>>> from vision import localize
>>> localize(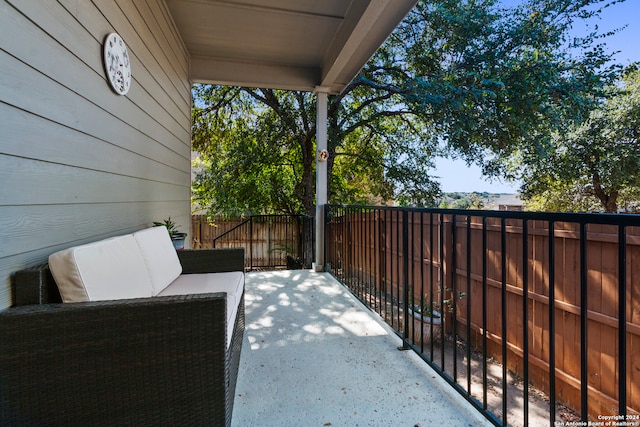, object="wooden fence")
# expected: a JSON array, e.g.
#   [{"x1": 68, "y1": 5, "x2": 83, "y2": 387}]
[
  {"x1": 191, "y1": 215, "x2": 314, "y2": 270},
  {"x1": 453, "y1": 218, "x2": 640, "y2": 419},
  {"x1": 326, "y1": 208, "x2": 640, "y2": 420}
]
